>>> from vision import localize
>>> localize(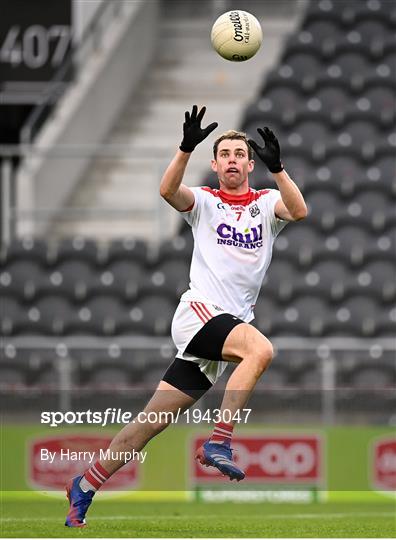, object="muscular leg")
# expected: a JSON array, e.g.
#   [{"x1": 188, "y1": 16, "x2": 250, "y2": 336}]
[
  {"x1": 65, "y1": 380, "x2": 196, "y2": 527},
  {"x1": 194, "y1": 323, "x2": 272, "y2": 480},
  {"x1": 219, "y1": 323, "x2": 273, "y2": 423},
  {"x1": 99, "y1": 381, "x2": 196, "y2": 474}
]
